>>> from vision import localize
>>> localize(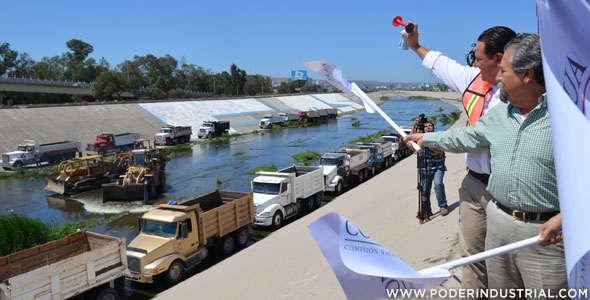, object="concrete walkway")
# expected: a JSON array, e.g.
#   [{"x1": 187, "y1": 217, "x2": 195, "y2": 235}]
[{"x1": 157, "y1": 99, "x2": 467, "y2": 299}]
